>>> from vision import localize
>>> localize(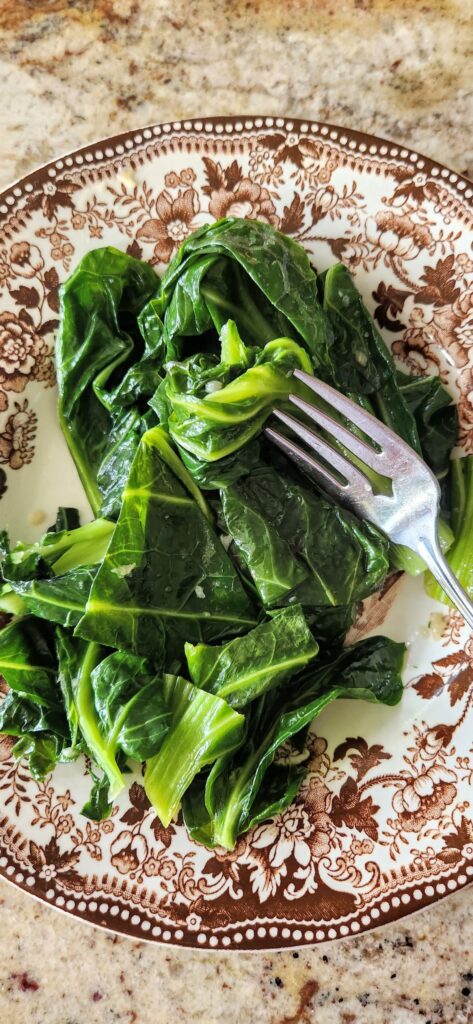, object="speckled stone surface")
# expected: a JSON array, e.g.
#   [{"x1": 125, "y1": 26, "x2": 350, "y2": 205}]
[
  {"x1": 1, "y1": 884, "x2": 473, "y2": 1023},
  {"x1": 0, "y1": 1, "x2": 472, "y2": 1021},
  {"x1": 0, "y1": 0, "x2": 472, "y2": 190}
]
